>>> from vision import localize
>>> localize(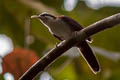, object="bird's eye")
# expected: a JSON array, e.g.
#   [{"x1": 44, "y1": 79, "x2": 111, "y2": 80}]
[
  {"x1": 40, "y1": 14, "x2": 46, "y2": 17},
  {"x1": 46, "y1": 16, "x2": 55, "y2": 20},
  {"x1": 40, "y1": 13, "x2": 56, "y2": 20}
]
